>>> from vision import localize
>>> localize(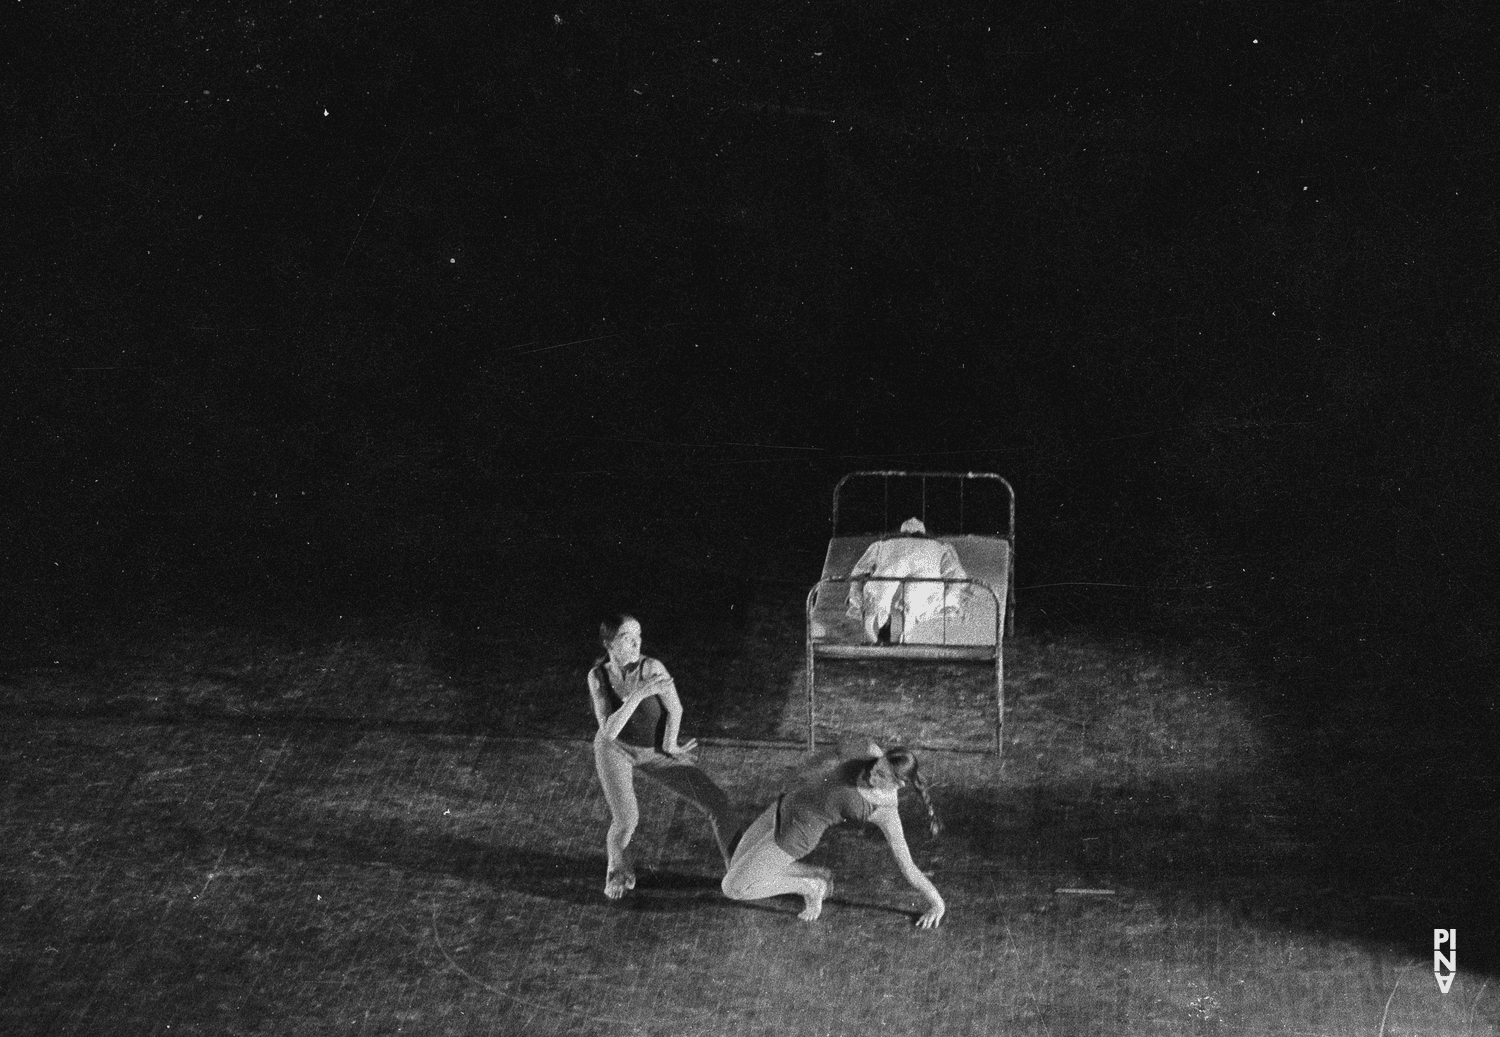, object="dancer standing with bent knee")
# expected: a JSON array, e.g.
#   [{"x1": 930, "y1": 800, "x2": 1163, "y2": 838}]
[
  {"x1": 590, "y1": 613, "x2": 736, "y2": 899},
  {"x1": 721, "y1": 744, "x2": 945, "y2": 927}
]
